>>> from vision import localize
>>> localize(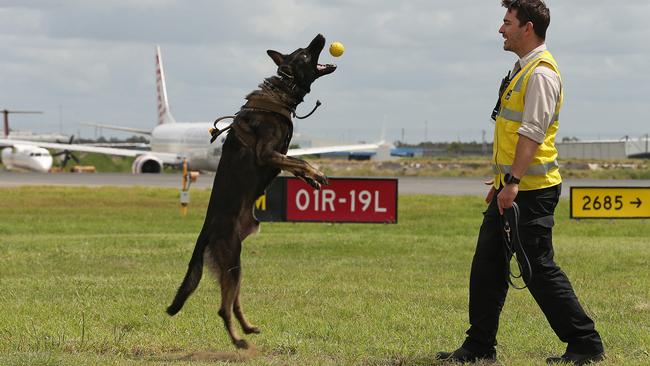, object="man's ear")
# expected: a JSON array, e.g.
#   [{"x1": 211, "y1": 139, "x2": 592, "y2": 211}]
[
  {"x1": 525, "y1": 21, "x2": 535, "y2": 36},
  {"x1": 267, "y1": 50, "x2": 285, "y2": 66}
]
